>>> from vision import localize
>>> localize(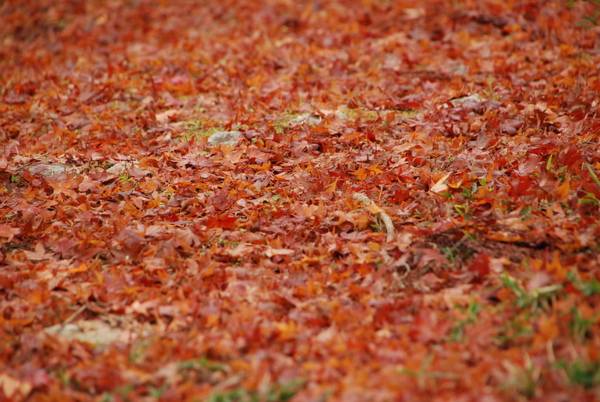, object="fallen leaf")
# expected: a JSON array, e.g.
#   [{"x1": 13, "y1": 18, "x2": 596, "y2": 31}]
[{"x1": 430, "y1": 173, "x2": 451, "y2": 193}]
